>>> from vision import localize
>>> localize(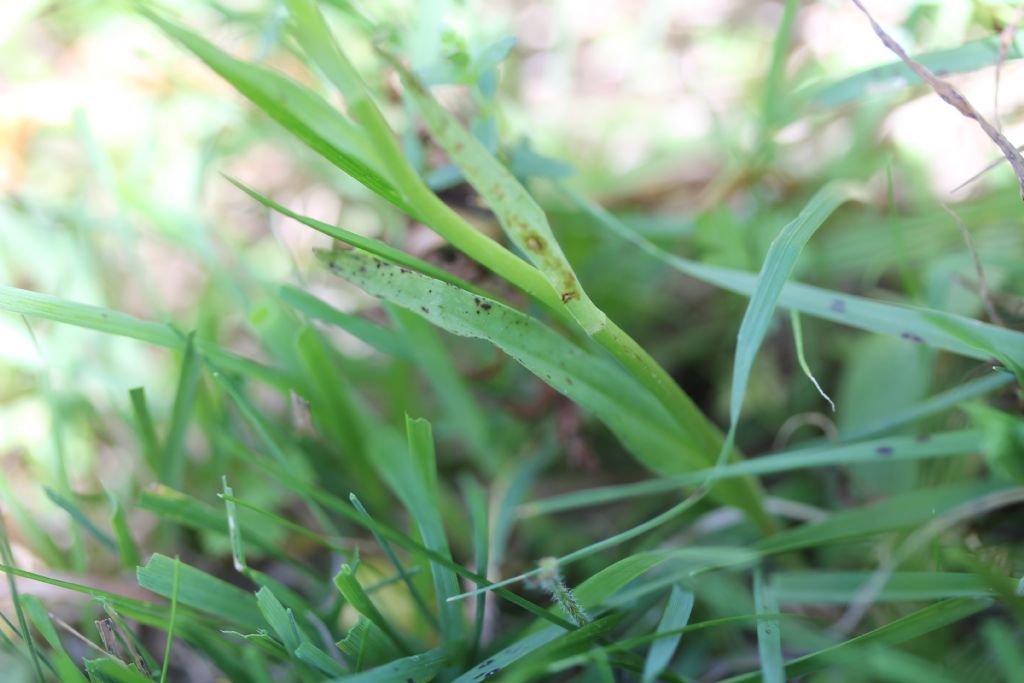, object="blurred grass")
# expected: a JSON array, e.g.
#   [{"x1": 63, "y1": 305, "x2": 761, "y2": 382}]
[{"x1": 0, "y1": 0, "x2": 1022, "y2": 681}]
